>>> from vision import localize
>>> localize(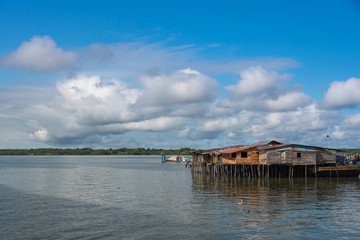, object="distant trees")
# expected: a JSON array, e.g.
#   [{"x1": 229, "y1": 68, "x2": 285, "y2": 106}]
[
  {"x1": 0, "y1": 147, "x2": 192, "y2": 156},
  {"x1": 339, "y1": 149, "x2": 360, "y2": 154}
]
